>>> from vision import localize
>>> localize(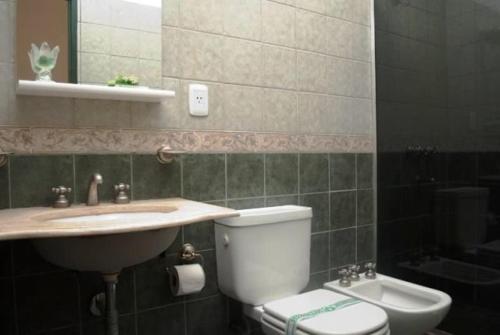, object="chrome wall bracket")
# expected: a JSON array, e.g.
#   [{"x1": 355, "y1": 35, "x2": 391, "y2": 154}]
[{"x1": 157, "y1": 145, "x2": 184, "y2": 164}]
